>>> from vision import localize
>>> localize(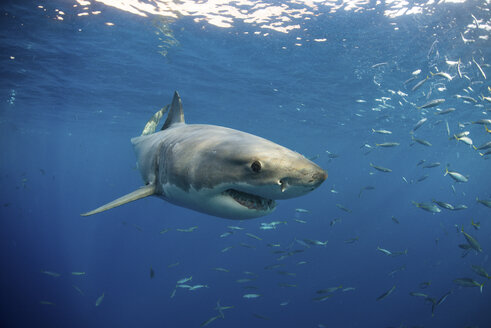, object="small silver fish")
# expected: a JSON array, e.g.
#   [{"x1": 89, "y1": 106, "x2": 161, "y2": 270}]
[
  {"x1": 444, "y1": 168, "x2": 468, "y2": 183},
  {"x1": 412, "y1": 117, "x2": 428, "y2": 132},
  {"x1": 476, "y1": 197, "x2": 491, "y2": 208},
  {"x1": 430, "y1": 71, "x2": 452, "y2": 81},
  {"x1": 453, "y1": 278, "x2": 484, "y2": 293},
  {"x1": 369, "y1": 163, "x2": 392, "y2": 173},
  {"x1": 418, "y1": 98, "x2": 445, "y2": 109},
  {"x1": 435, "y1": 108, "x2": 455, "y2": 115},
  {"x1": 412, "y1": 201, "x2": 441, "y2": 213},
  {"x1": 412, "y1": 137, "x2": 432, "y2": 147},
  {"x1": 95, "y1": 292, "x2": 105, "y2": 307},
  {"x1": 376, "y1": 285, "x2": 396, "y2": 301},
  {"x1": 412, "y1": 76, "x2": 429, "y2": 91},
  {"x1": 472, "y1": 57, "x2": 486, "y2": 80}
]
